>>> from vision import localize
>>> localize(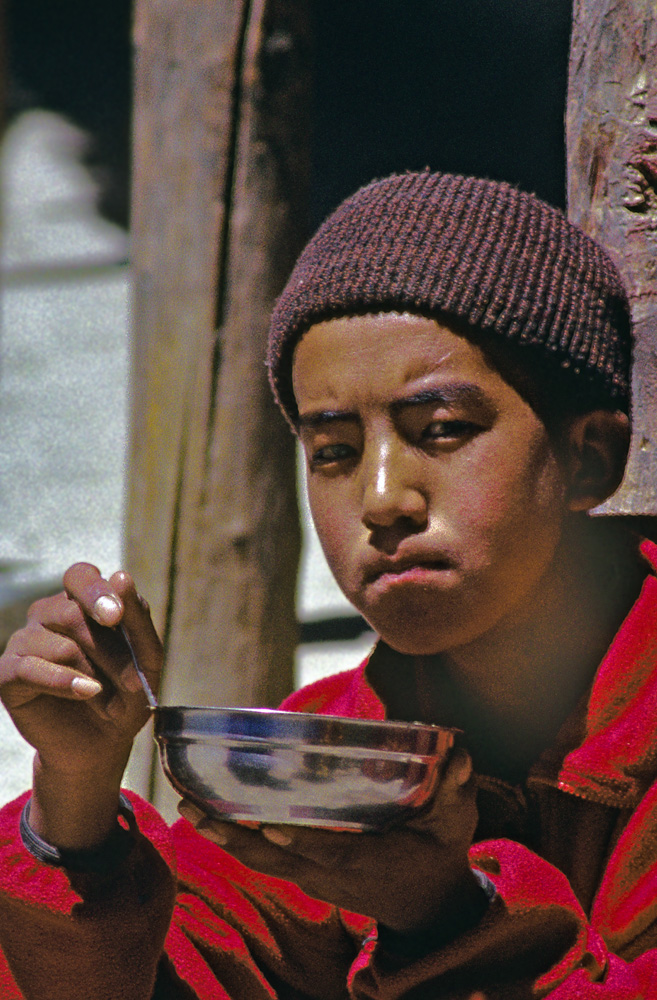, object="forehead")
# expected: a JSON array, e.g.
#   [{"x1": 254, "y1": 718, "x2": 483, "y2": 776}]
[{"x1": 292, "y1": 312, "x2": 508, "y2": 411}]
